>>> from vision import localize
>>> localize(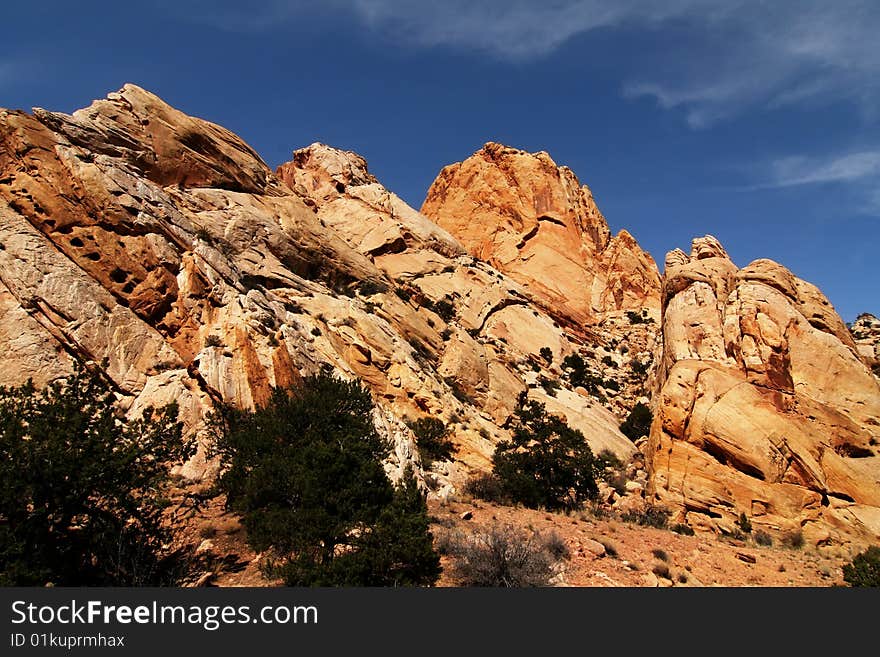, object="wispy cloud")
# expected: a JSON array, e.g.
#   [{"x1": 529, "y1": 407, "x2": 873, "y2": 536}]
[
  {"x1": 163, "y1": 1, "x2": 880, "y2": 128},
  {"x1": 766, "y1": 152, "x2": 880, "y2": 188},
  {"x1": 748, "y1": 149, "x2": 880, "y2": 216},
  {"x1": 366, "y1": 1, "x2": 880, "y2": 128}
]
